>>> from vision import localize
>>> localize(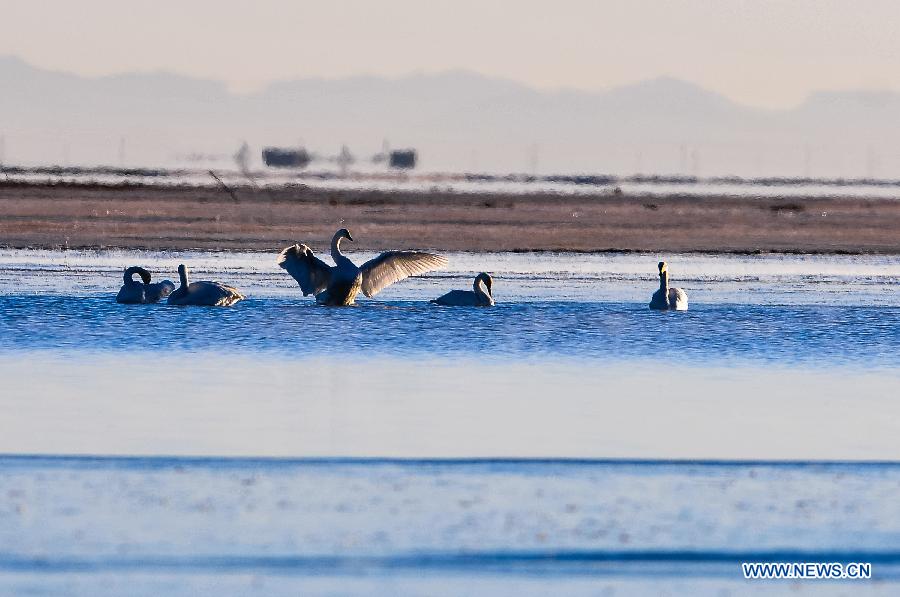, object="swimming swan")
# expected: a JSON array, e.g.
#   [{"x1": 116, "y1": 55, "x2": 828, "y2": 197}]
[
  {"x1": 167, "y1": 264, "x2": 244, "y2": 306},
  {"x1": 649, "y1": 261, "x2": 688, "y2": 311},
  {"x1": 116, "y1": 266, "x2": 175, "y2": 304},
  {"x1": 431, "y1": 272, "x2": 495, "y2": 306},
  {"x1": 278, "y1": 228, "x2": 448, "y2": 306}
]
